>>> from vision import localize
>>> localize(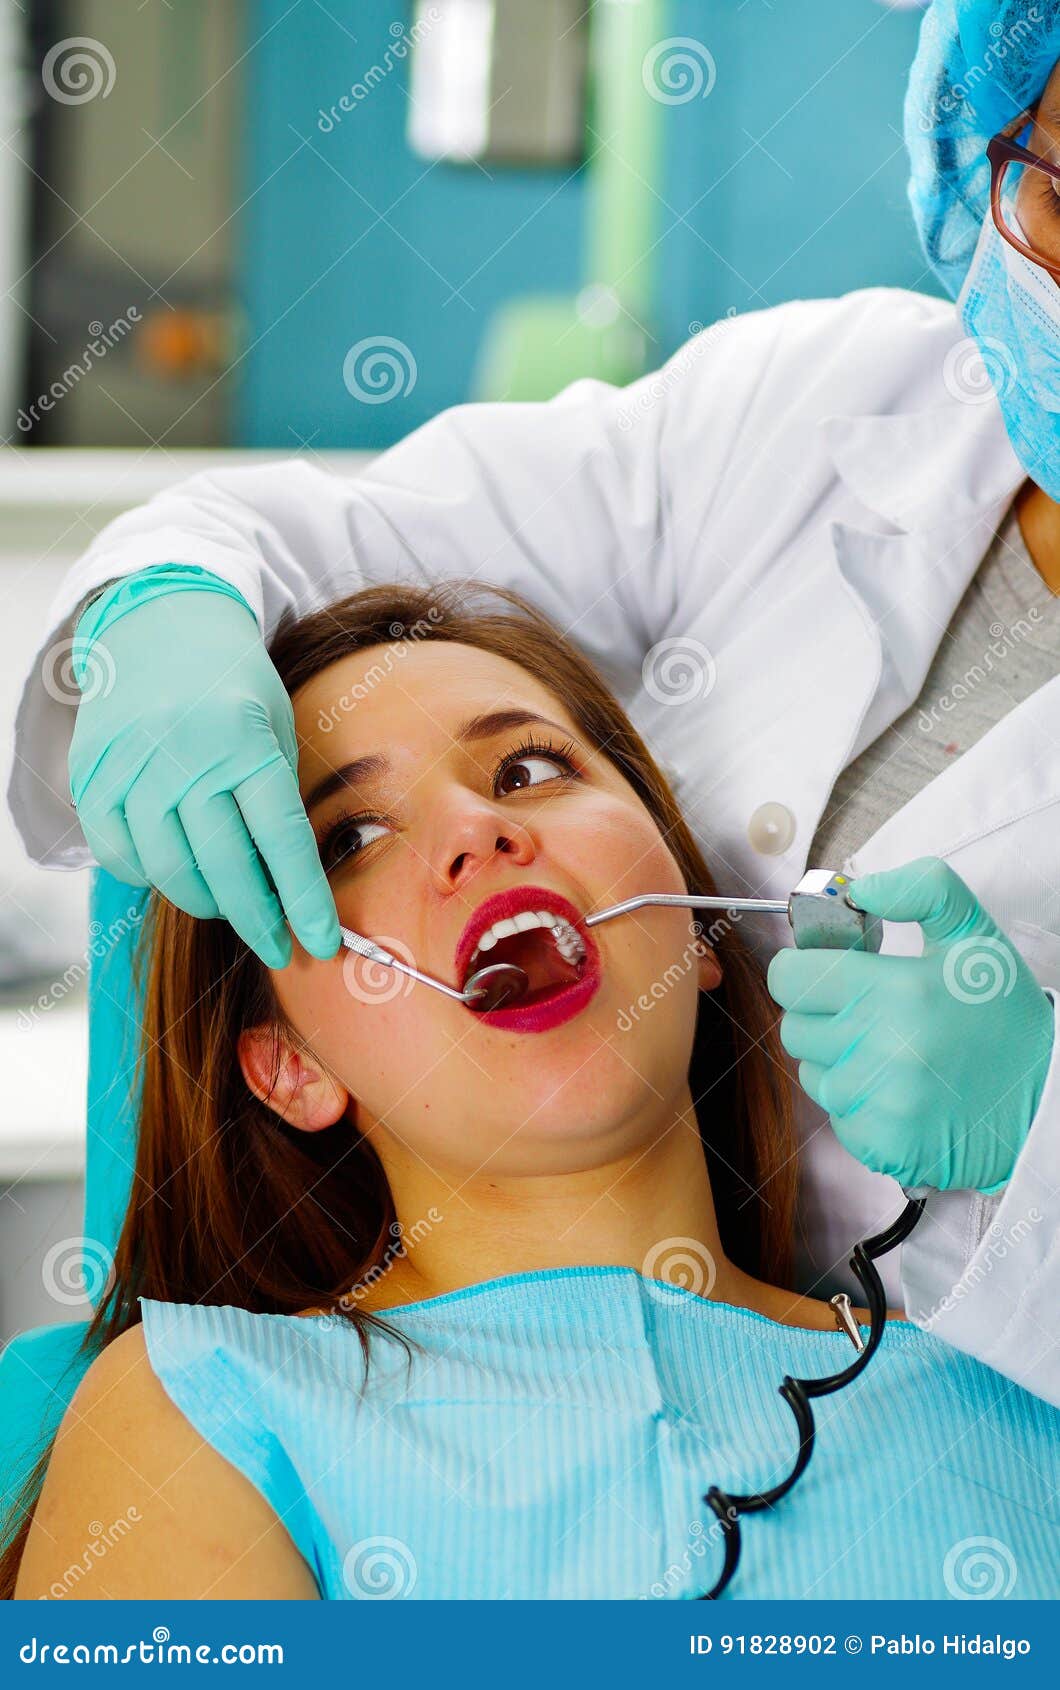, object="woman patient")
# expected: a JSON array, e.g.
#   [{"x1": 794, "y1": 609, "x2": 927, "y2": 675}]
[{"x1": 4, "y1": 582, "x2": 1057, "y2": 1600}]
